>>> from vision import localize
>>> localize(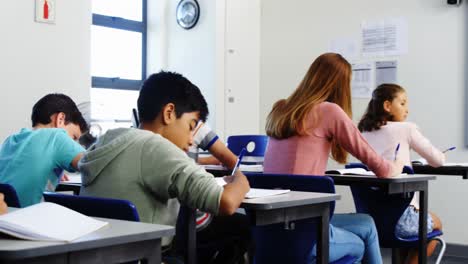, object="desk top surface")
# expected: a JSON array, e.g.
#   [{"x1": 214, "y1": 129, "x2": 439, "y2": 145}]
[
  {"x1": 240, "y1": 191, "x2": 340, "y2": 210},
  {"x1": 327, "y1": 173, "x2": 436, "y2": 183},
  {"x1": 412, "y1": 165, "x2": 468, "y2": 178},
  {"x1": 0, "y1": 215, "x2": 174, "y2": 259}
]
